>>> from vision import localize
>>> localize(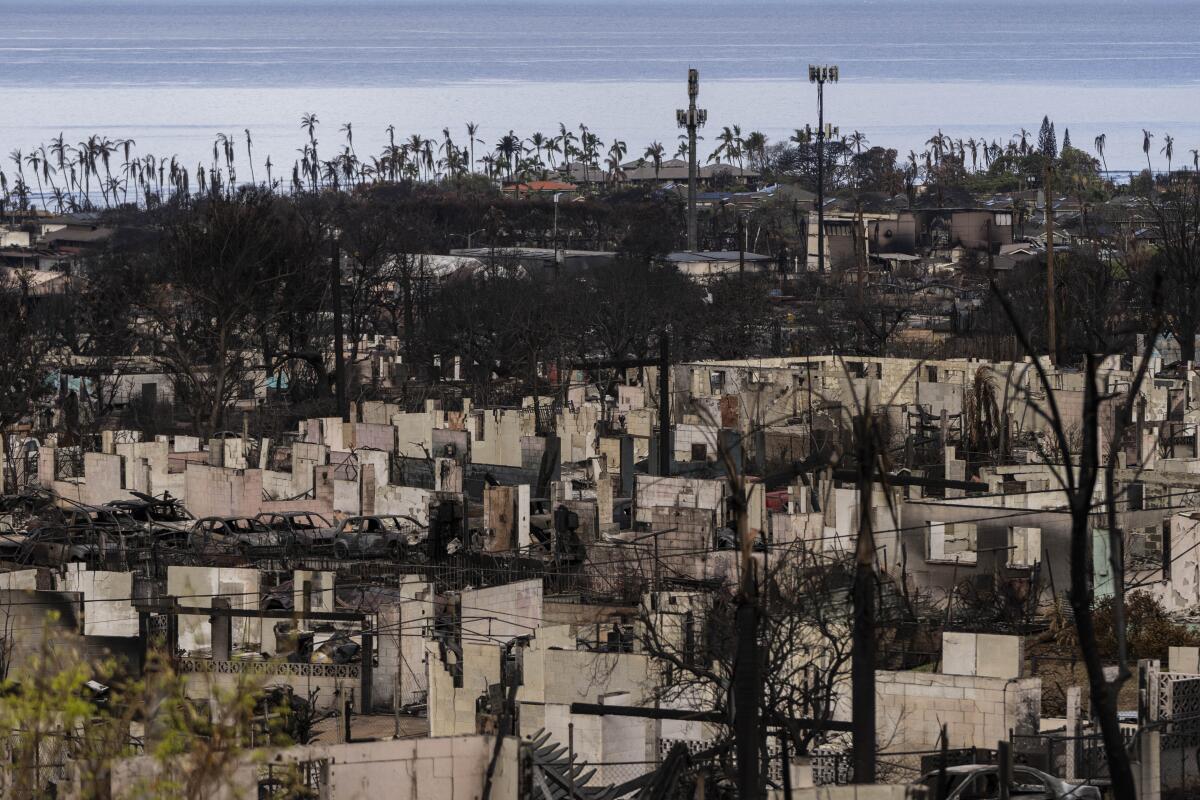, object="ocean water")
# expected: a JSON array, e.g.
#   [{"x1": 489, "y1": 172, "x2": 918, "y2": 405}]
[{"x1": 1, "y1": 0, "x2": 1198, "y2": 175}]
